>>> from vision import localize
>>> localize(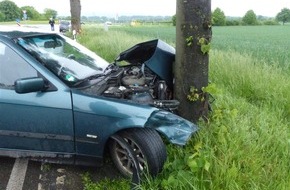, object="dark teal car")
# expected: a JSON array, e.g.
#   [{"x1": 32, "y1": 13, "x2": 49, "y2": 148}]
[{"x1": 0, "y1": 26, "x2": 198, "y2": 178}]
